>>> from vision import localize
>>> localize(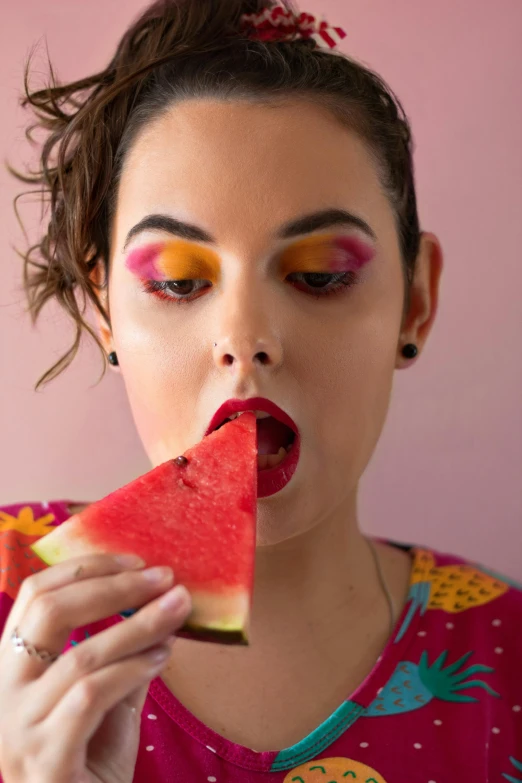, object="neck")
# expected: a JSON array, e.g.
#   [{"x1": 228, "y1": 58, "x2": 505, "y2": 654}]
[
  {"x1": 163, "y1": 496, "x2": 413, "y2": 751},
  {"x1": 250, "y1": 504, "x2": 384, "y2": 648},
  {"x1": 177, "y1": 492, "x2": 410, "y2": 663}
]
